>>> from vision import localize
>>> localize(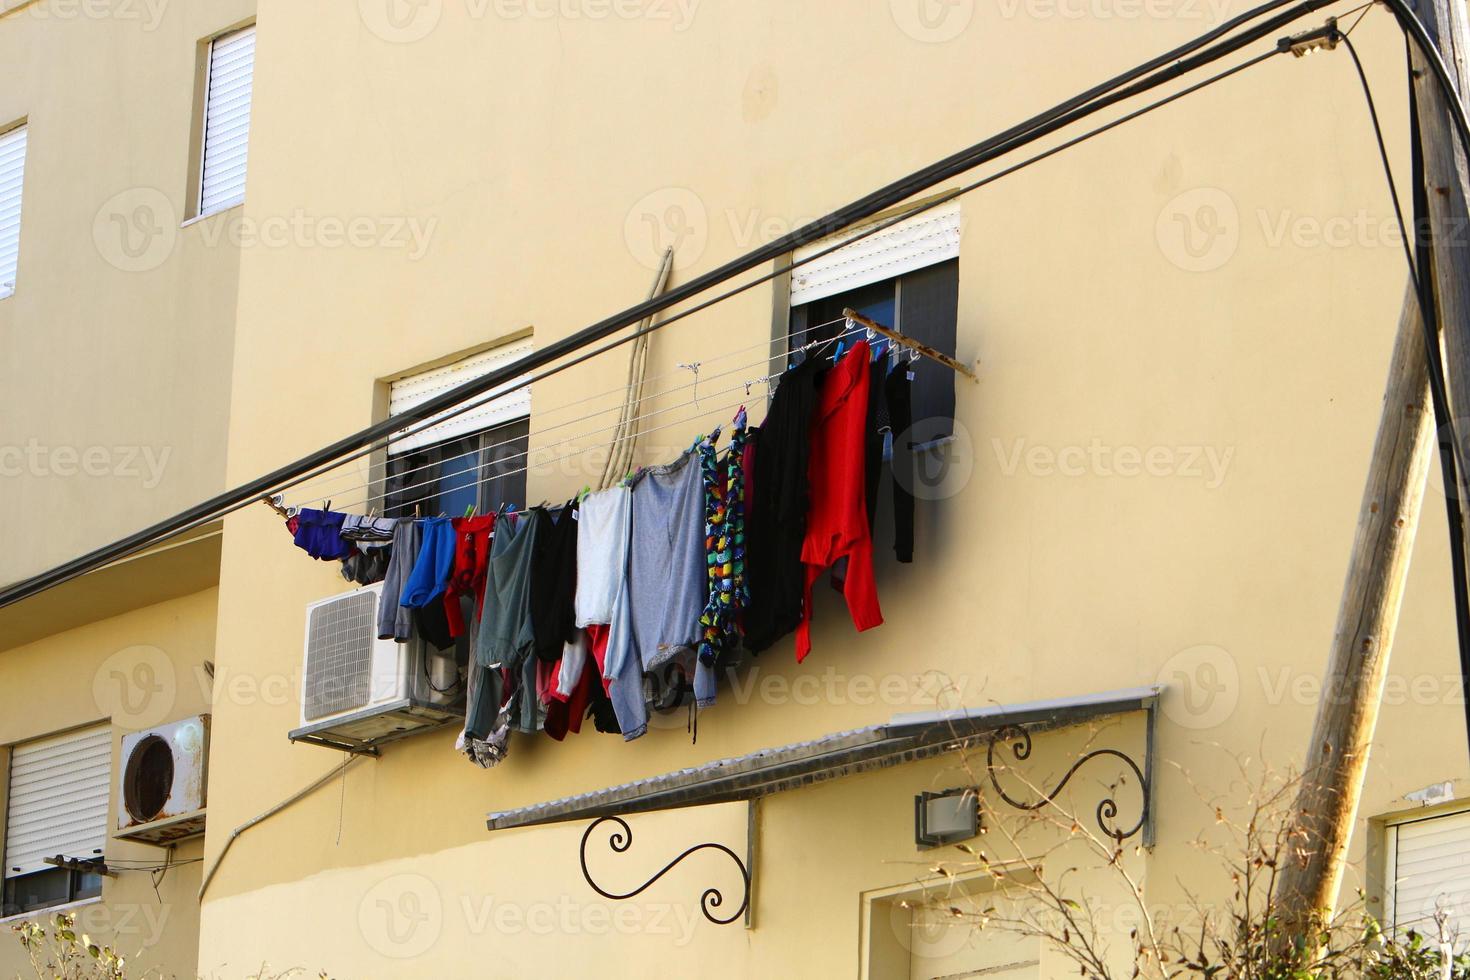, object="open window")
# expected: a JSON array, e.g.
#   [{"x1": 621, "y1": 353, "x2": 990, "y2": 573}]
[
  {"x1": 787, "y1": 200, "x2": 960, "y2": 448},
  {"x1": 382, "y1": 341, "x2": 534, "y2": 518}
]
